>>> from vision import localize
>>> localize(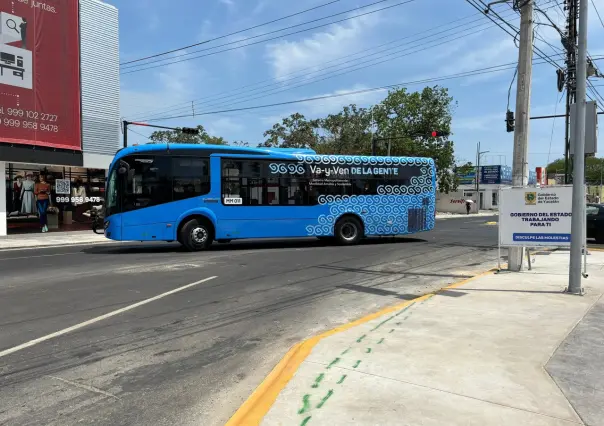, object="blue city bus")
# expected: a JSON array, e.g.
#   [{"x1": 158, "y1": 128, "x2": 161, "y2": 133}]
[{"x1": 102, "y1": 143, "x2": 436, "y2": 251}]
